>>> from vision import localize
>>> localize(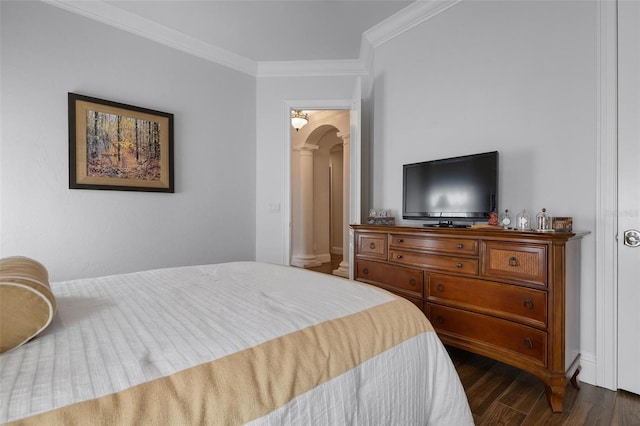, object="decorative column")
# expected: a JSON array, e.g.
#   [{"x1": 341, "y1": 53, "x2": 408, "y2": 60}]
[
  {"x1": 291, "y1": 144, "x2": 321, "y2": 268},
  {"x1": 333, "y1": 133, "x2": 350, "y2": 278}
]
